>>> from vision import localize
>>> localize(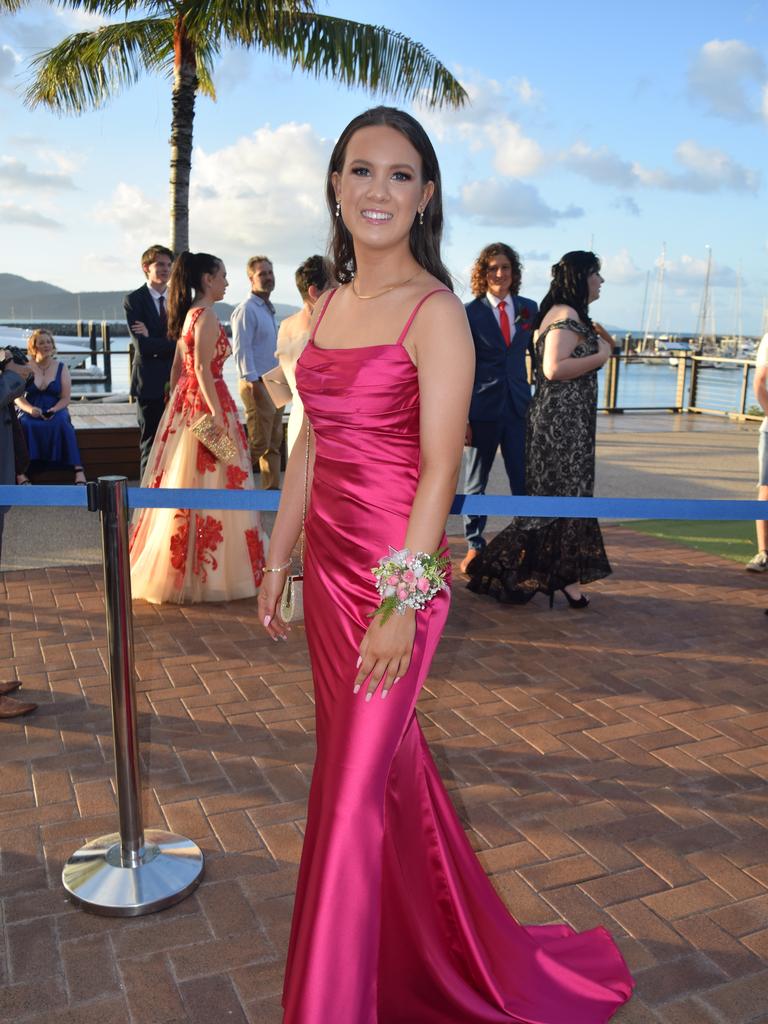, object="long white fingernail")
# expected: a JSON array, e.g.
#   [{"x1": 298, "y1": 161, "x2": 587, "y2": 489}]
[
  {"x1": 381, "y1": 689, "x2": 389, "y2": 700},
  {"x1": 353, "y1": 684, "x2": 360, "y2": 694},
  {"x1": 355, "y1": 656, "x2": 362, "y2": 669},
  {"x1": 263, "y1": 615, "x2": 272, "y2": 627},
  {"x1": 393, "y1": 677, "x2": 400, "y2": 685},
  {"x1": 365, "y1": 692, "x2": 372, "y2": 703}
]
